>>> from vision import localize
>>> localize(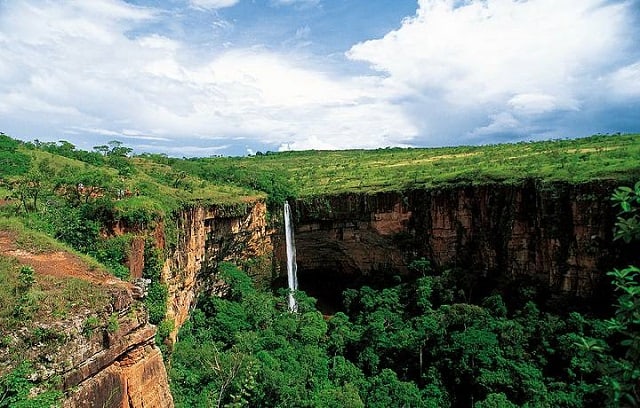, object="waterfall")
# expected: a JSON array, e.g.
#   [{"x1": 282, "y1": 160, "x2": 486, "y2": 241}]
[{"x1": 284, "y1": 201, "x2": 298, "y2": 312}]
